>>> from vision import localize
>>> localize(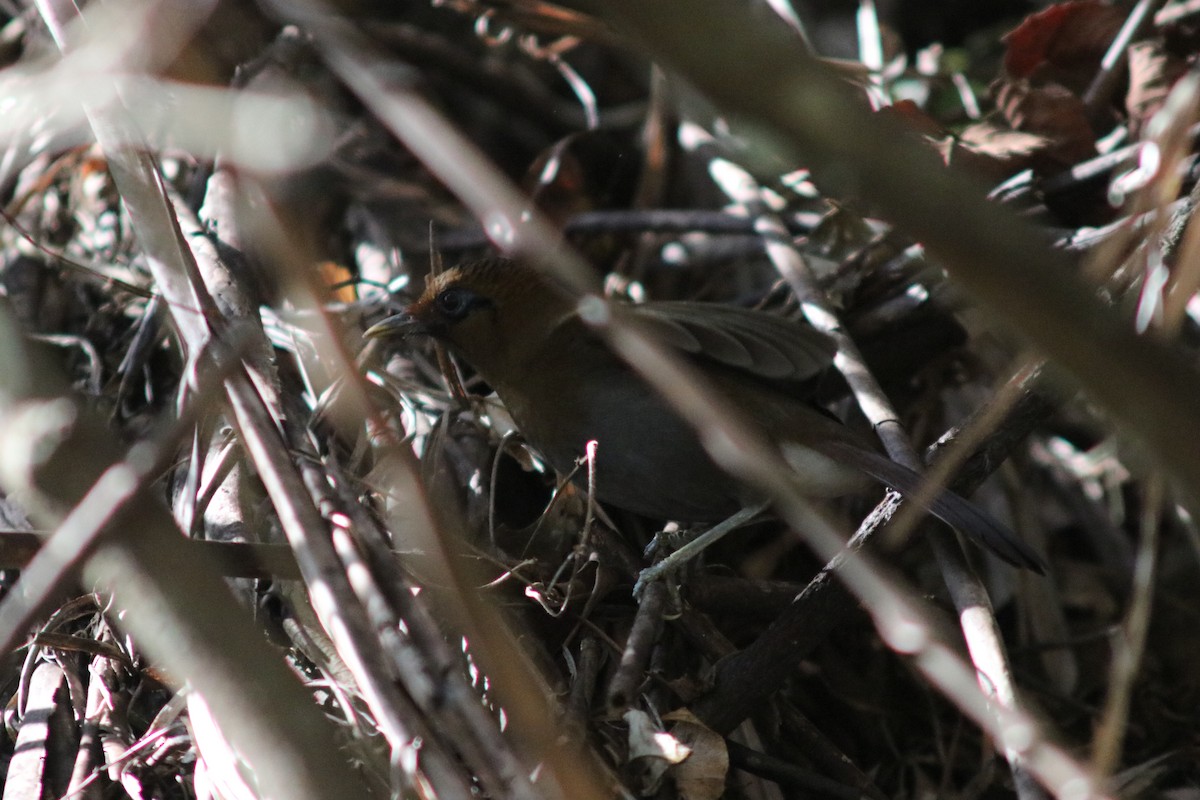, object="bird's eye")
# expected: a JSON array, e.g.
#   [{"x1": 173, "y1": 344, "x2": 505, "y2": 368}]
[{"x1": 434, "y1": 286, "x2": 482, "y2": 321}]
